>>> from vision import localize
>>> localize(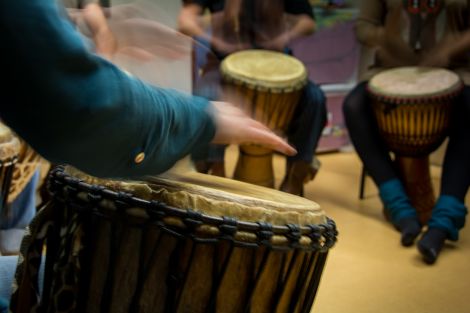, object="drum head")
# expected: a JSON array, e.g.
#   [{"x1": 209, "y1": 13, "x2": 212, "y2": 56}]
[
  {"x1": 220, "y1": 50, "x2": 308, "y2": 92},
  {"x1": 67, "y1": 167, "x2": 325, "y2": 226},
  {"x1": 368, "y1": 67, "x2": 462, "y2": 99},
  {"x1": 0, "y1": 123, "x2": 20, "y2": 162}
]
